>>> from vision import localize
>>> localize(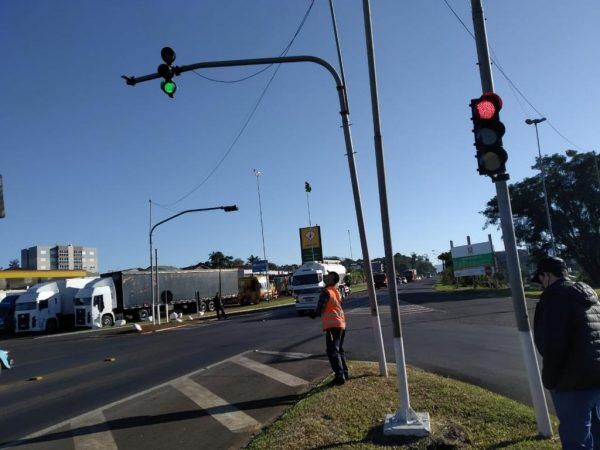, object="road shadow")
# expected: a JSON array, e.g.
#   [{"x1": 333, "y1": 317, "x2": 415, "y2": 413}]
[{"x1": 0, "y1": 392, "x2": 306, "y2": 448}]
